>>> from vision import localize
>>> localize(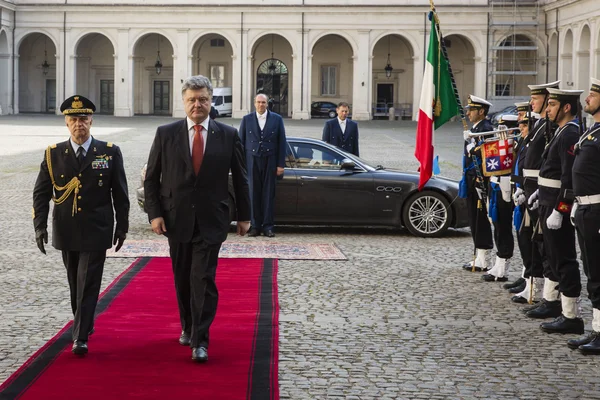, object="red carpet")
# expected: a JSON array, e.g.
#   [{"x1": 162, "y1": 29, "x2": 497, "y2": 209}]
[{"x1": 0, "y1": 257, "x2": 279, "y2": 400}]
